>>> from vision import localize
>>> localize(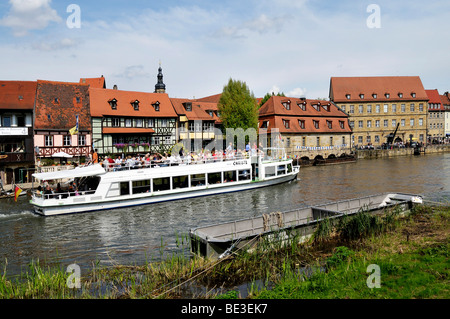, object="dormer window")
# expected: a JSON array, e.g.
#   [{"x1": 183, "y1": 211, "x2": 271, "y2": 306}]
[
  {"x1": 346, "y1": 94, "x2": 351, "y2": 100},
  {"x1": 208, "y1": 110, "x2": 214, "y2": 117},
  {"x1": 411, "y1": 92, "x2": 416, "y2": 98},
  {"x1": 359, "y1": 94, "x2": 364, "y2": 99},
  {"x1": 283, "y1": 119, "x2": 290, "y2": 129},
  {"x1": 313, "y1": 120, "x2": 319, "y2": 129},
  {"x1": 298, "y1": 120, "x2": 305, "y2": 129},
  {"x1": 323, "y1": 103, "x2": 331, "y2": 112},
  {"x1": 152, "y1": 101, "x2": 160, "y2": 111},
  {"x1": 54, "y1": 98, "x2": 59, "y2": 104},
  {"x1": 339, "y1": 120, "x2": 345, "y2": 129},
  {"x1": 131, "y1": 100, "x2": 140, "y2": 111},
  {"x1": 261, "y1": 120, "x2": 269, "y2": 129},
  {"x1": 372, "y1": 93, "x2": 377, "y2": 99},
  {"x1": 298, "y1": 101, "x2": 307, "y2": 111},
  {"x1": 184, "y1": 102, "x2": 192, "y2": 111},
  {"x1": 398, "y1": 92, "x2": 403, "y2": 98},
  {"x1": 282, "y1": 100, "x2": 291, "y2": 110},
  {"x1": 312, "y1": 103, "x2": 320, "y2": 111},
  {"x1": 109, "y1": 98, "x2": 118, "y2": 110},
  {"x1": 385, "y1": 93, "x2": 390, "y2": 99},
  {"x1": 327, "y1": 120, "x2": 332, "y2": 129}
]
